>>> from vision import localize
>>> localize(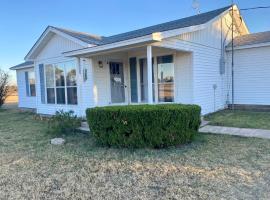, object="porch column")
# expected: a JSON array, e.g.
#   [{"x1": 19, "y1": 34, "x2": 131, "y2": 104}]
[
  {"x1": 87, "y1": 57, "x2": 95, "y2": 107},
  {"x1": 147, "y1": 45, "x2": 153, "y2": 104},
  {"x1": 80, "y1": 57, "x2": 95, "y2": 108}
]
